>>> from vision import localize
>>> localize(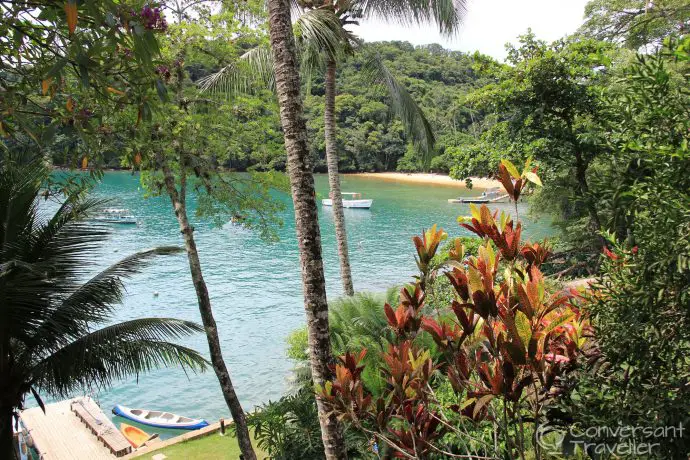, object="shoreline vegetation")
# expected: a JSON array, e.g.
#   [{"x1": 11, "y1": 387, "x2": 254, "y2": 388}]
[
  {"x1": 54, "y1": 167, "x2": 502, "y2": 191},
  {"x1": 347, "y1": 172, "x2": 501, "y2": 189}
]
